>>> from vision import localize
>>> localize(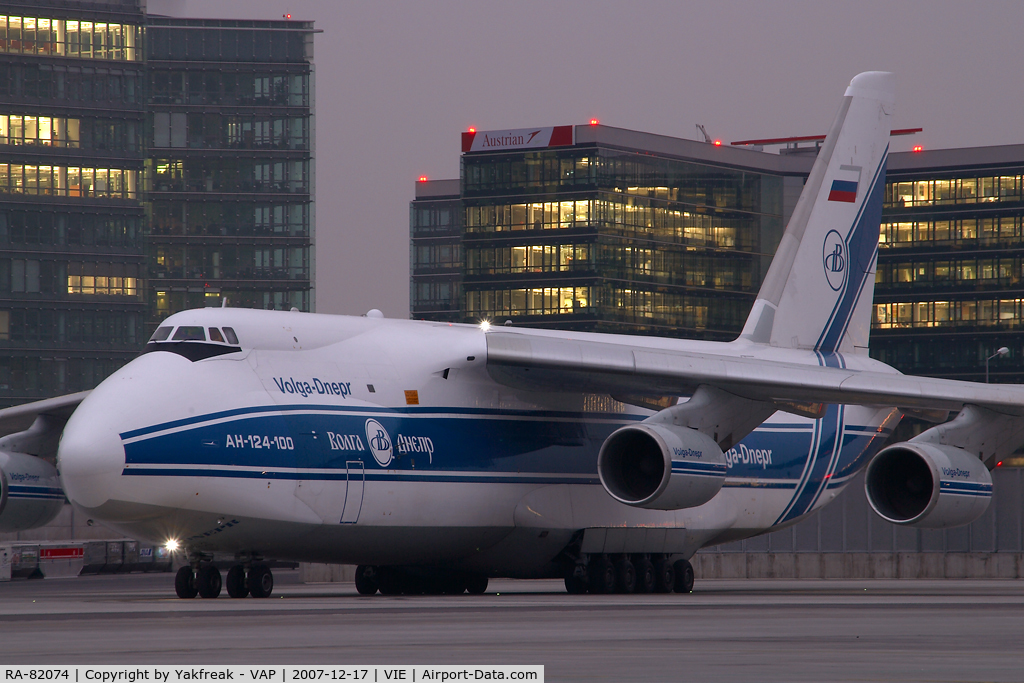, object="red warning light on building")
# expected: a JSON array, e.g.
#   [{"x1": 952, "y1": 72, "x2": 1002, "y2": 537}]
[
  {"x1": 589, "y1": 119, "x2": 599, "y2": 126},
  {"x1": 913, "y1": 145, "x2": 923, "y2": 152},
  {"x1": 417, "y1": 175, "x2": 428, "y2": 182},
  {"x1": 283, "y1": 13, "x2": 291, "y2": 19},
  {"x1": 713, "y1": 140, "x2": 722, "y2": 146}
]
